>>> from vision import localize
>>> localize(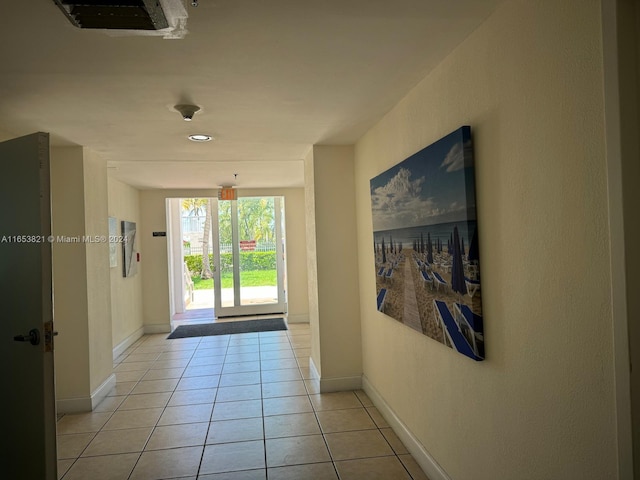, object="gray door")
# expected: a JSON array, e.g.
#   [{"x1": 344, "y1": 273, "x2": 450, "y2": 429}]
[{"x1": 0, "y1": 133, "x2": 57, "y2": 478}]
